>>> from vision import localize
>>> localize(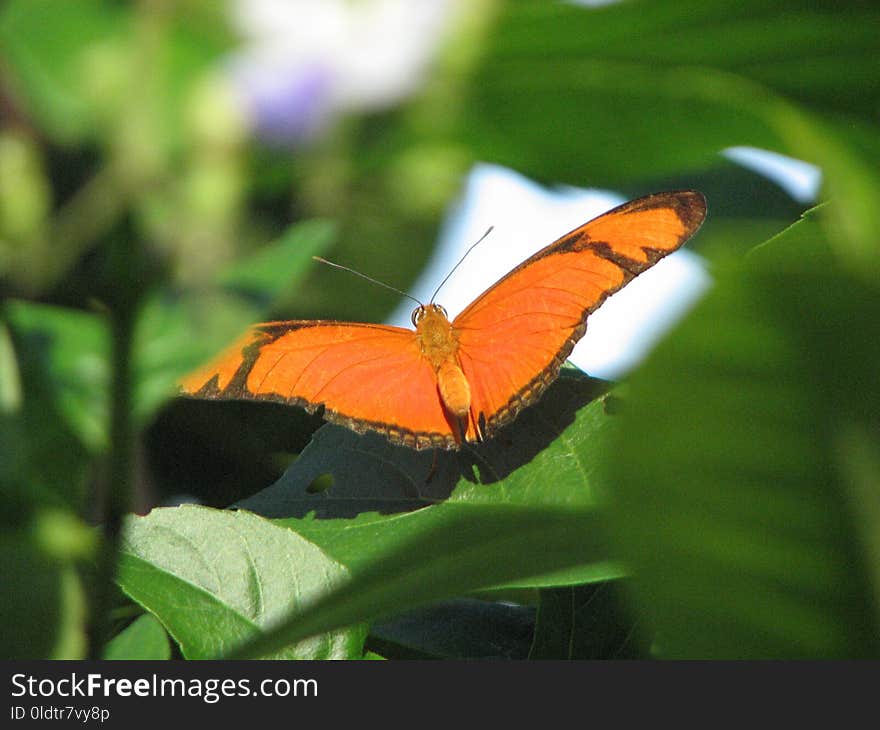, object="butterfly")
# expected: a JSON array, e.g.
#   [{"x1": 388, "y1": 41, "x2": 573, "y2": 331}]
[{"x1": 180, "y1": 190, "x2": 706, "y2": 450}]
